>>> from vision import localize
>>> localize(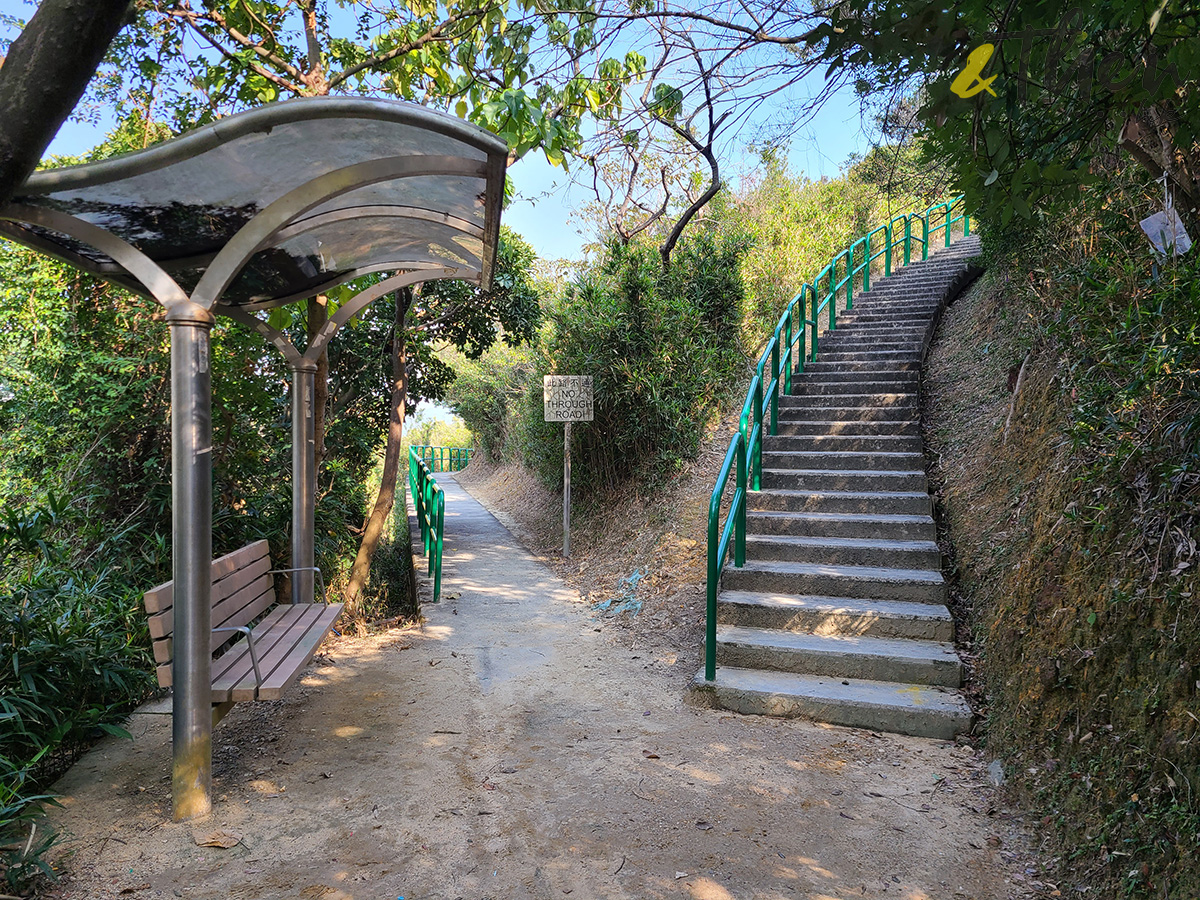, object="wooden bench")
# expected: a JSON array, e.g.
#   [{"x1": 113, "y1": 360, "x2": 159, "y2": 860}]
[{"x1": 143, "y1": 540, "x2": 343, "y2": 722}]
